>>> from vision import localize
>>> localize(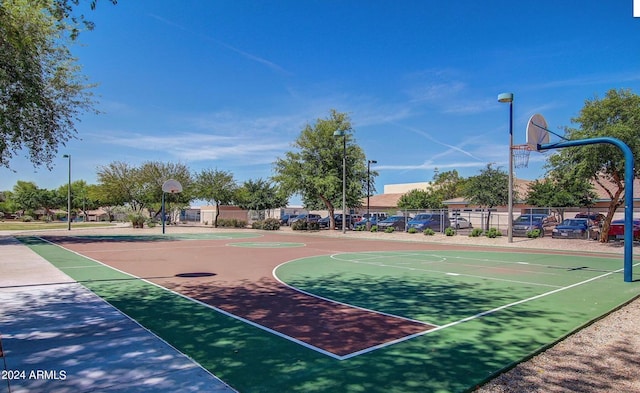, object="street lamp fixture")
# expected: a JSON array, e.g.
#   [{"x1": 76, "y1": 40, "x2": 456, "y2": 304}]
[
  {"x1": 333, "y1": 130, "x2": 347, "y2": 234},
  {"x1": 367, "y1": 159, "x2": 377, "y2": 230},
  {"x1": 498, "y1": 92, "x2": 514, "y2": 243},
  {"x1": 62, "y1": 154, "x2": 71, "y2": 231}
]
